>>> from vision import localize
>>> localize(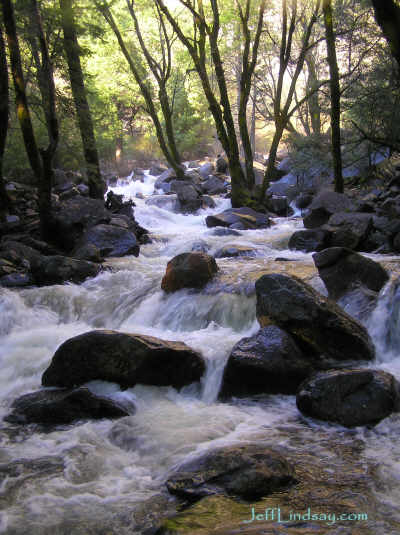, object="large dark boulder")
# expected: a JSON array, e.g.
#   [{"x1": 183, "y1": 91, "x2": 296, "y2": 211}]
[
  {"x1": 206, "y1": 207, "x2": 270, "y2": 230},
  {"x1": 303, "y1": 191, "x2": 356, "y2": 229},
  {"x1": 74, "y1": 224, "x2": 140, "y2": 257},
  {"x1": 216, "y1": 156, "x2": 228, "y2": 173},
  {"x1": 42, "y1": 330, "x2": 205, "y2": 389},
  {"x1": 255, "y1": 273, "x2": 375, "y2": 363},
  {"x1": 161, "y1": 252, "x2": 218, "y2": 292},
  {"x1": 31, "y1": 255, "x2": 101, "y2": 285},
  {"x1": 166, "y1": 444, "x2": 296, "y2": 502},
  {"x1": 219, "y1": 326, "x2": 313, "y2": 397},
  {"x1": 149, "y1": 165, "x2": 168, "y2": 176},
  {"x1": 297, "y1": 369, "x2": 400, "y2": 427},
  {"x1": 201, "y1": 176, "x2": 227, "y2": 195},
  {"x1": 154, "y1": 168, "x2": 177, "y2": 190},
  {"x1": 170, "y1": 181, "x2": 202, "y2": 213},
  {"x1": 288, "y1": 228, "x2": 331, "y2": 253},
  {"x1": 5, "y1": 387, "x2": 129, "y2": 425},
  {"x1": 265, "y1": 195, "x2": 292, "y2": 216},
  {"x1": 313, "y1": 247, "x2": 389, "y2": 300},
  {"x1": 52, "y1": 197, "x2": 111, "y2": 250},
  {"x1": 324, "y1": 212, "x2": 373, "y2": 250}
]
